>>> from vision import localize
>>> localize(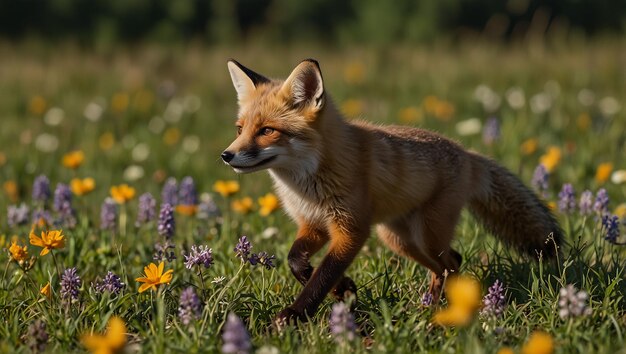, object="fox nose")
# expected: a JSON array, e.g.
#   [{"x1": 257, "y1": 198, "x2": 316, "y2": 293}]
[{"x1": 221, "y1": 151, "x2": 235, "y2": 163}]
